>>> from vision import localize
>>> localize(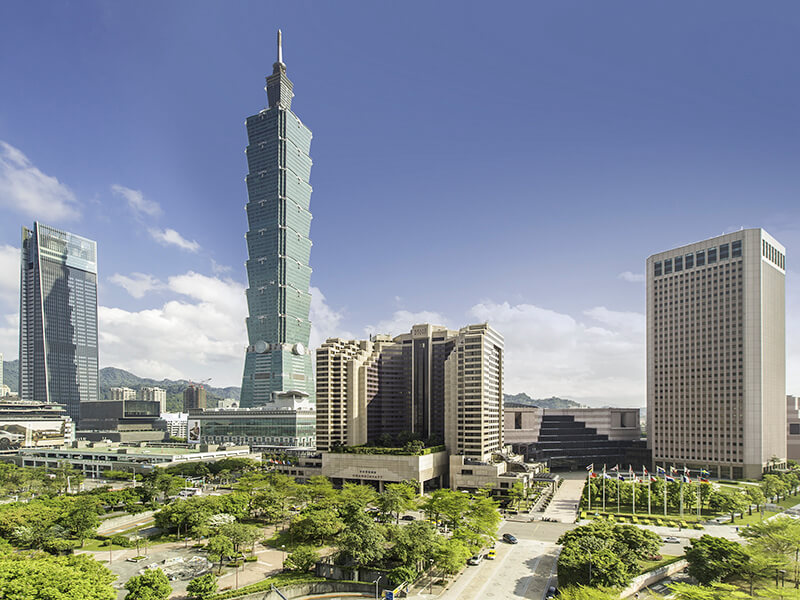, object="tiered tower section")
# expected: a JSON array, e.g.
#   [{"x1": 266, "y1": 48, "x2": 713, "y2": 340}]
[{"x1": 241, "y1": 31, "x2": 315, "y2": 409}]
